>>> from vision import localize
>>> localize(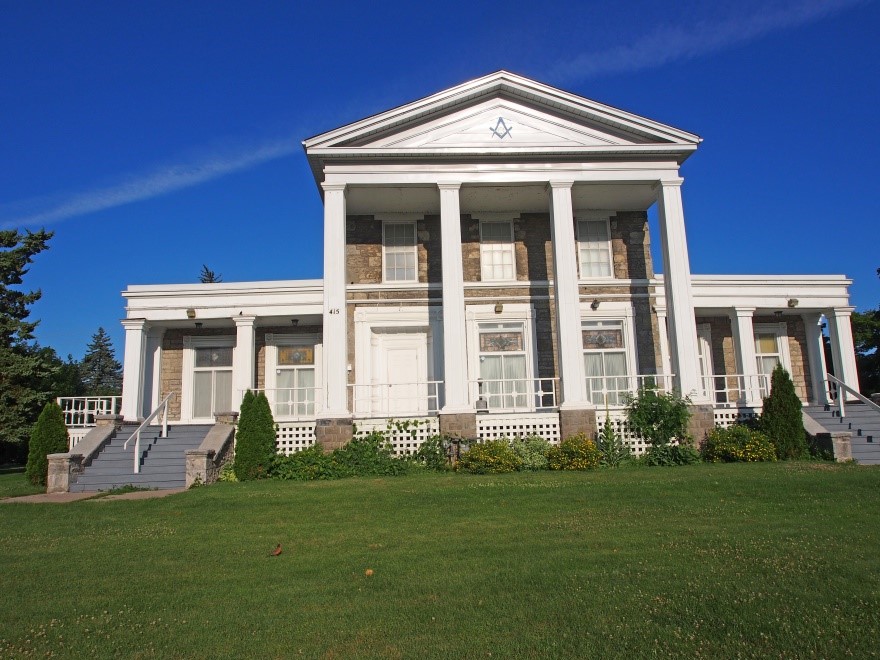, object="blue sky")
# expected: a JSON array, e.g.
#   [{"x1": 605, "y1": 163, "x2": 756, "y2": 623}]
[{"x1": 2, "y1": 0, "x2": 878, "y2": 360}]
